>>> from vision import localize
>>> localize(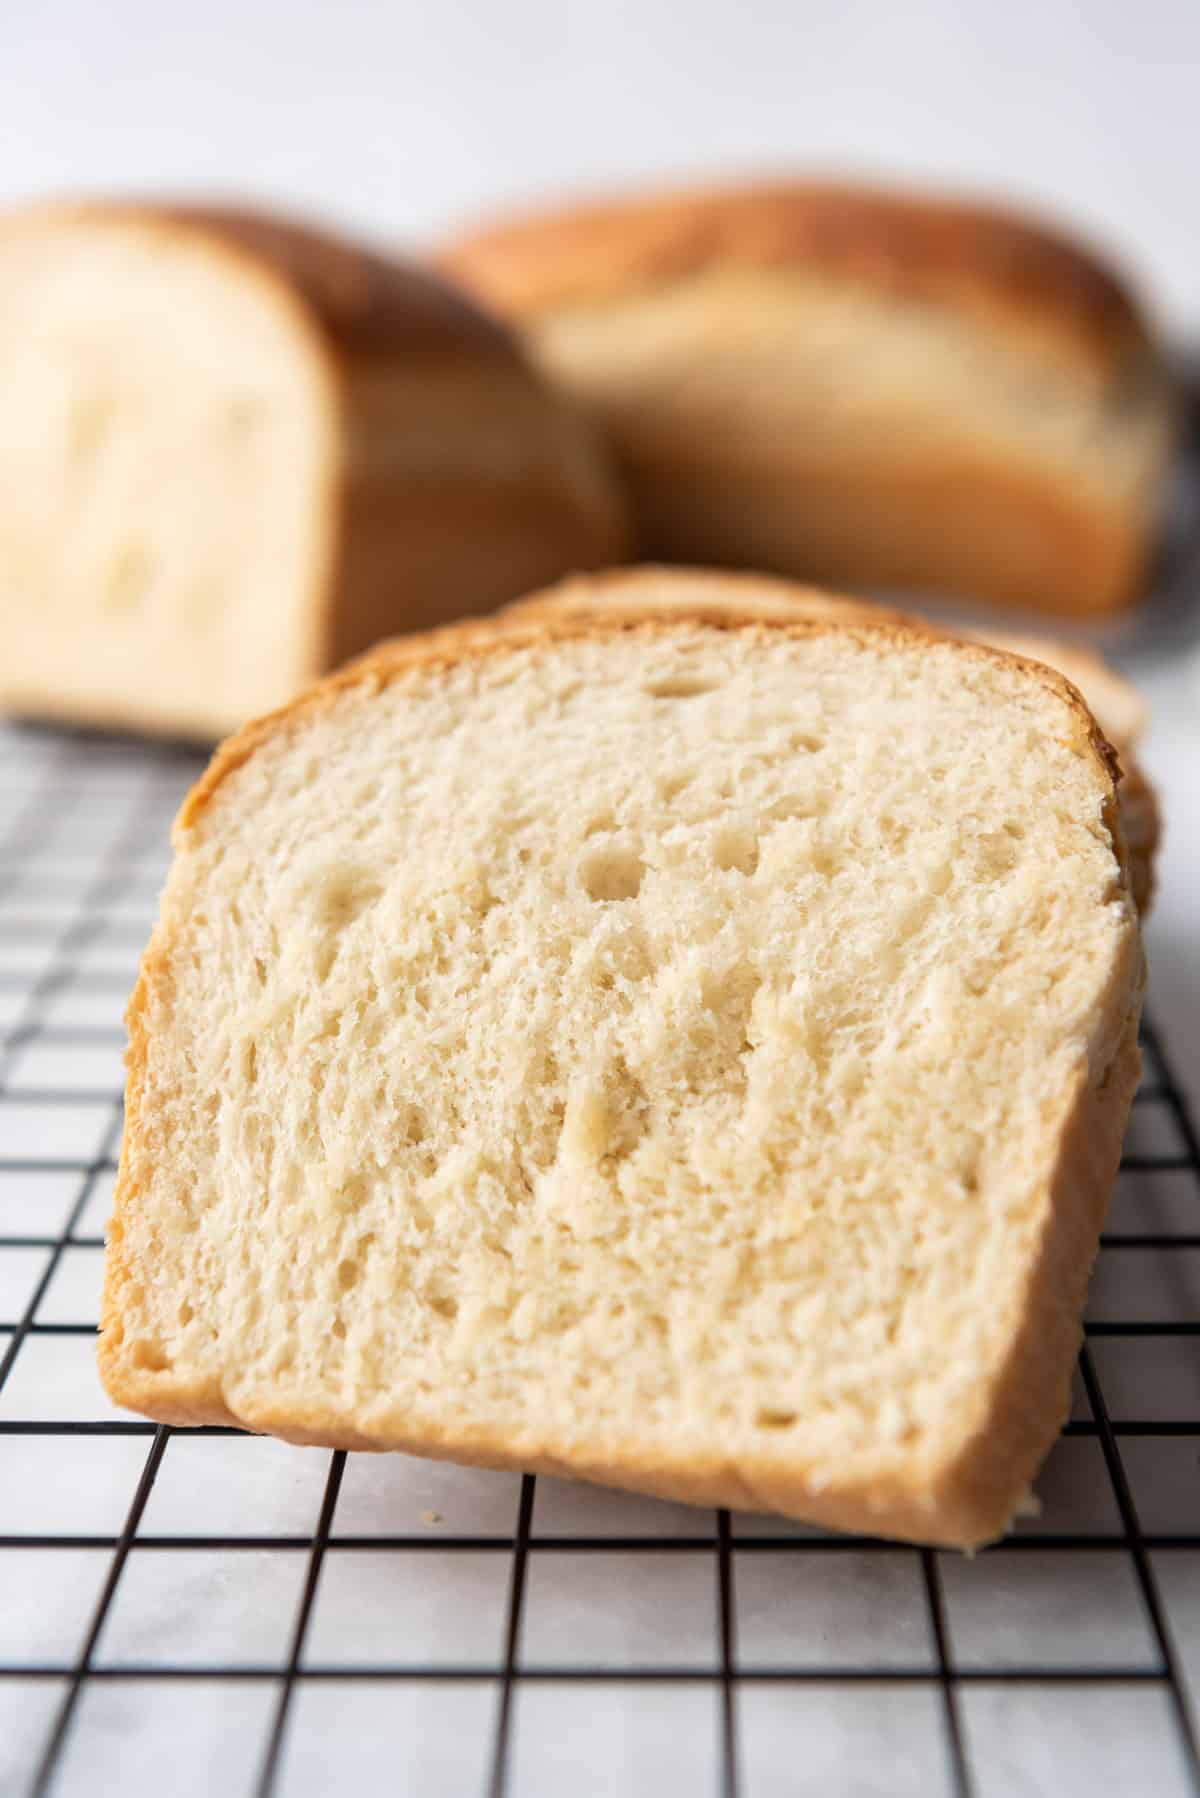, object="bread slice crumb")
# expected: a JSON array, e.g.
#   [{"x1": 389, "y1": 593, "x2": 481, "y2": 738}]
[{"x1": 99, "y1": 572, "x2": 1144, "y2": 1548}]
